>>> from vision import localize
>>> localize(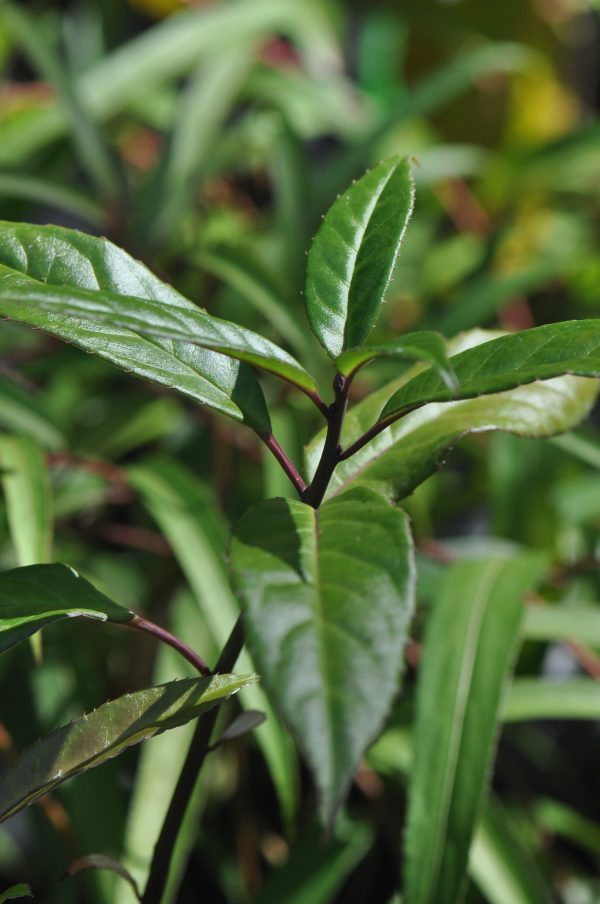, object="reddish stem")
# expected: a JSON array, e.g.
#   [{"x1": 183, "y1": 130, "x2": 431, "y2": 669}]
[
  {"x1": 127, "y1": 615, "x2": 210, "y2": 676},
  {"x1": 261, "y1": 433, "x2": 307, "y2": 496}
]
